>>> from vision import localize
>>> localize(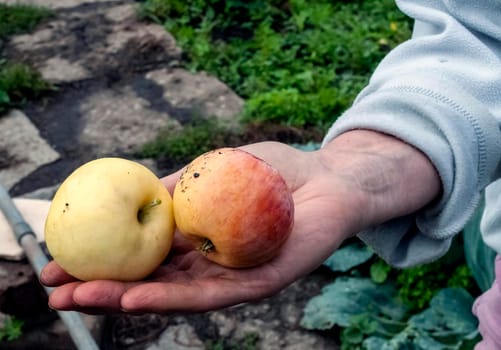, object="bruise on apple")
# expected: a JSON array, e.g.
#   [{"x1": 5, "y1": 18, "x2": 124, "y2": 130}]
[{"x1": 173, "y1": 148, "x2": 294, "y2": 268}]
